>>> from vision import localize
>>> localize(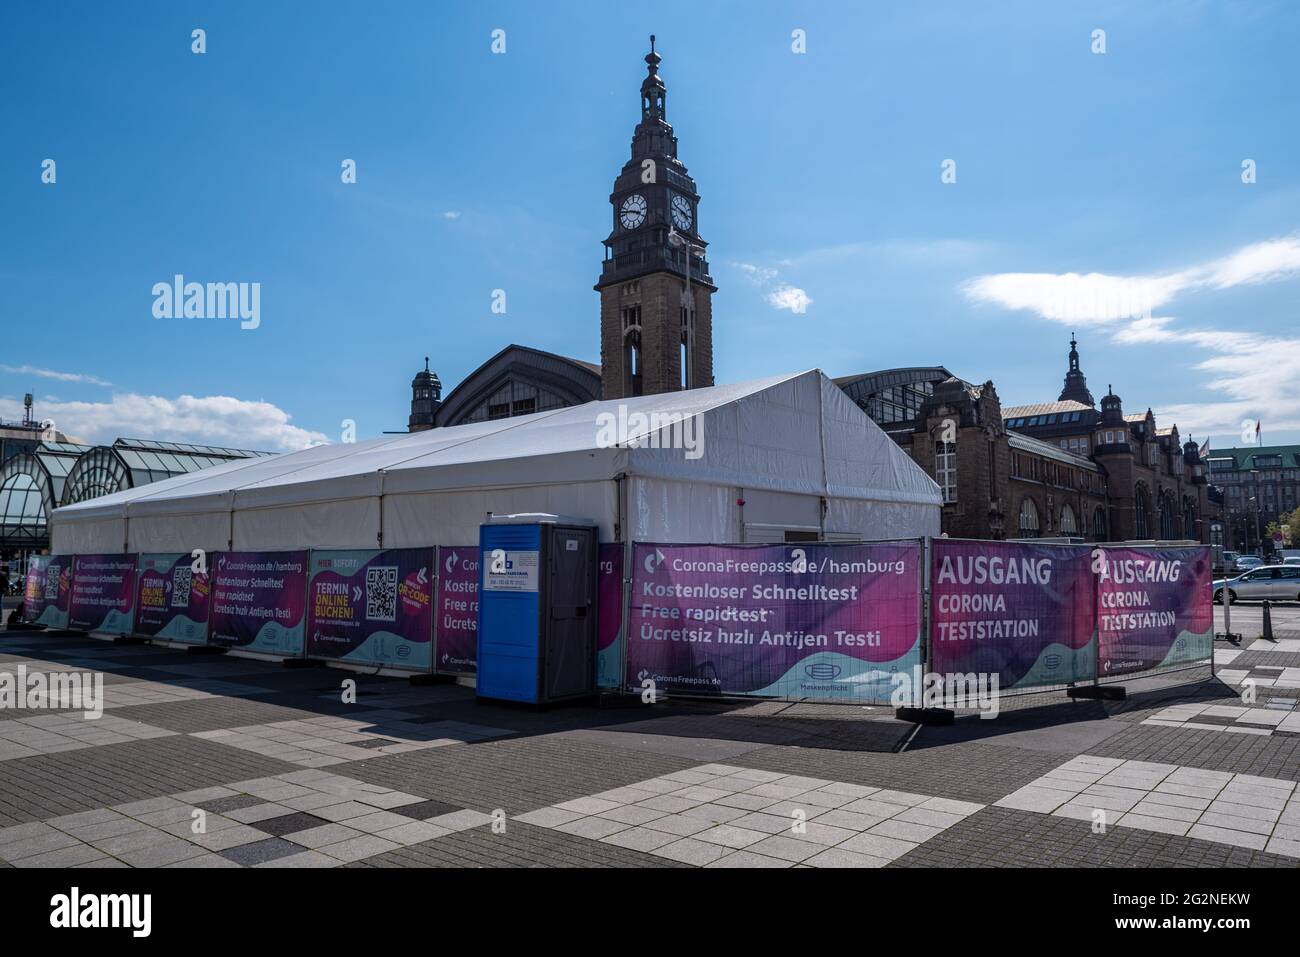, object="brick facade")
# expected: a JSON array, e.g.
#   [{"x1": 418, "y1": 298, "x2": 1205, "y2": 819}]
[{"x1": 897, "y1": 341, "x2": 1223, "y2": 544}]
